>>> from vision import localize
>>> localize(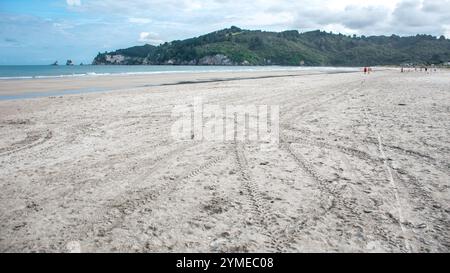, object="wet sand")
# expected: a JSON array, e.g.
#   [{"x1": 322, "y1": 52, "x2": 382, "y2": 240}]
[{"x1": 0, "y1": 69, "x2": 351, "y2": 97}]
